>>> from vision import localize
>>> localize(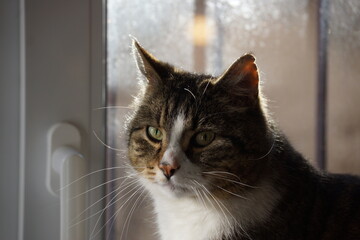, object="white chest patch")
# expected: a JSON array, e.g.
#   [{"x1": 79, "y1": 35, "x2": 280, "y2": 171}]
[
  {"x1": 152, "y1": 195, "x2": 230, "y2": 240},
  {"x1": 140, "y1": 113, "x2": 280, "y2": 240}
]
